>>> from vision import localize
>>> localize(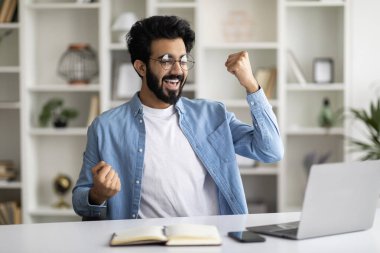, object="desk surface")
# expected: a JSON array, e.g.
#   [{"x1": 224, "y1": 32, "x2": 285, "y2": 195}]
[{"x1": 1, "y1": 210, "x2": 380, "y2": 253}]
